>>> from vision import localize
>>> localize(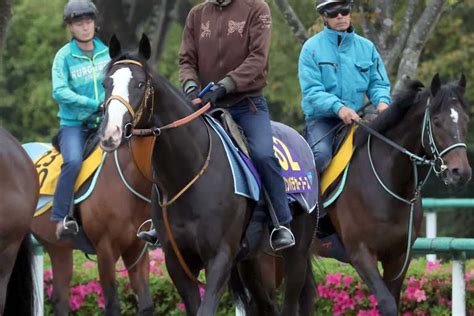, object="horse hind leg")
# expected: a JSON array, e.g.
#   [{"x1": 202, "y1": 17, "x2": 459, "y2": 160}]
[
  {"x1": 298, "y1": 258, "x2": 316, "y2": 316},
  {"x1": 122, "y1": 246, "x2": 154, "y2": 315},
  {"x1": 280, "y1": 210, "x2": 317, "y2": 316},
  {"x1": 349, "y1": 244, "x2": 397, "y2": 316}
]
